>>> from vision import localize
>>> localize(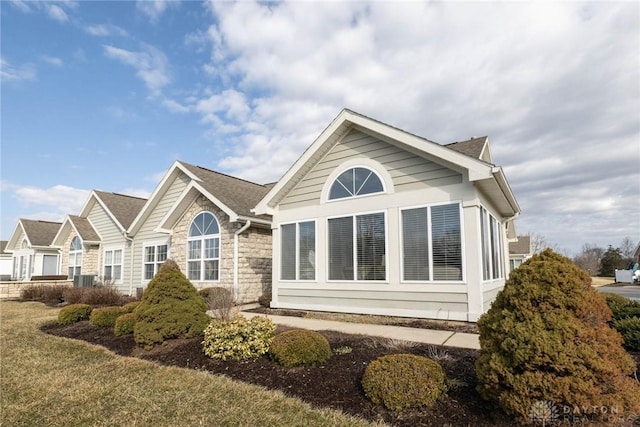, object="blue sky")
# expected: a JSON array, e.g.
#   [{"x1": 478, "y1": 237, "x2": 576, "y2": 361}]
[{"x1": 1, "y1": 0, "x2": 639, "y2": 256}]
